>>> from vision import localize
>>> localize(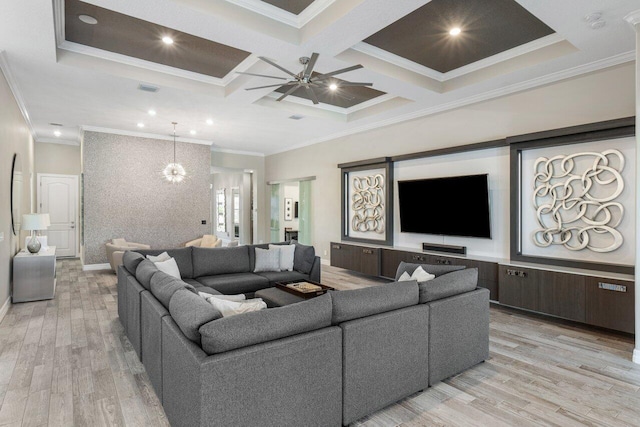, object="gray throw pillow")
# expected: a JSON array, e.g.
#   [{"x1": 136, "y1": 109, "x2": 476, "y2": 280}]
[
  {"x1": 254, "y1": 247, "x2": 280, "y2": 272},
  {"x1": 418, "y1": 268, "x2": 478, "y2": 303},
  {"x1": 291, "y1": 240, "x2": 315, "y2": 274},
  {"x1": 169, "y1": 289, "x2": 222, "y2": 343}
]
